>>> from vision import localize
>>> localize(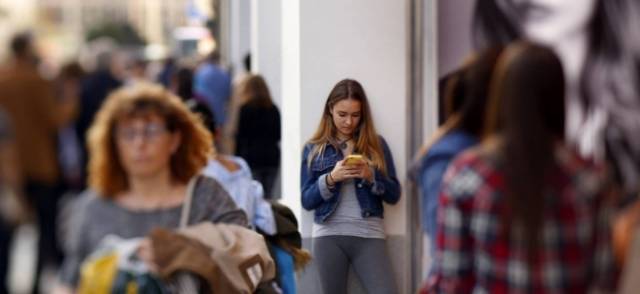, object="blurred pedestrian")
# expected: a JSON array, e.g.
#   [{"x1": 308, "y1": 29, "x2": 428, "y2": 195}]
[
  {"x1": 55, "y1": 83, "x2": 247, "y2": 293},
  {"x1": 412, "y1": 46, "x2": 501, "y2": 275},
  {"x1": 187, "y1": 99, "x2": 276, "y2": 235},
  {"x1": 0, "y1": 32, "x2": 78, "y2": 293},
  {"x1": 221, "y1": 55, "x2": 251, "y2": 154},
  {"x1": 125, "y1": 56, "x2": 149, "y2": 86},
  {"x1": 156, "y1": 57, "x2": 176, "y2": 88},
  {"x1": 425, "y1": 42, "x2": 616, "y2": 293},
  {"x1": 235, "y1": 75, "x2": 281, "y2": 199},
  {"x1": 193, "y1": 50, "x2": 231, "y2": 130},
  {"x1": 170, "y1": 66, "x2": 194, "y2": 102},
  {"x1": 473, "y1": 0, "x2": 640, "y2": 204},
  {"x1": 0, "y1": 107, "x2": 24, "y2": 294},
  {"x1": 57, "y1": 62, "x2": 86, "y2": 192},
  {"x1": 76, "y1": 45, "x2": 124, "y2": 189}
]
